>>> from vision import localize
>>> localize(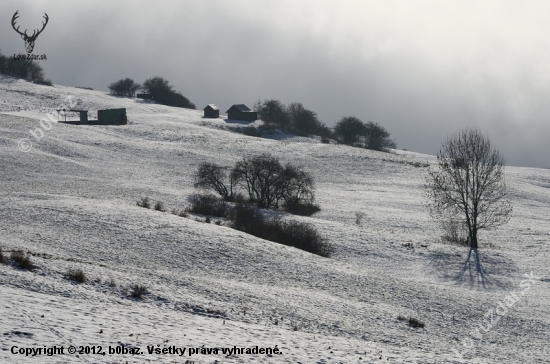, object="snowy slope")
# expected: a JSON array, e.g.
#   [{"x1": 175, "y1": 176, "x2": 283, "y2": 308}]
[{"x1": 1, "y1": 76, "x2": 549, "y2": 363}]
